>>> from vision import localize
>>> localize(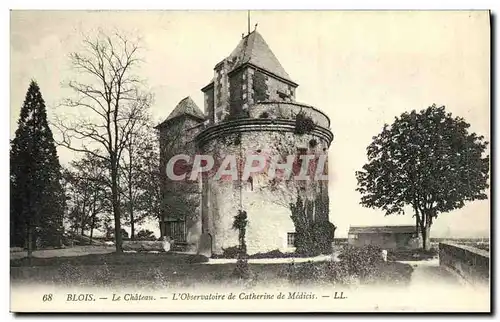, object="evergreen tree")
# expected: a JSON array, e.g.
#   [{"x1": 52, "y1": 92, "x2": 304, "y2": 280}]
[{"x1": 10, "y1": 80, "x2": 66, "y2": 253}]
